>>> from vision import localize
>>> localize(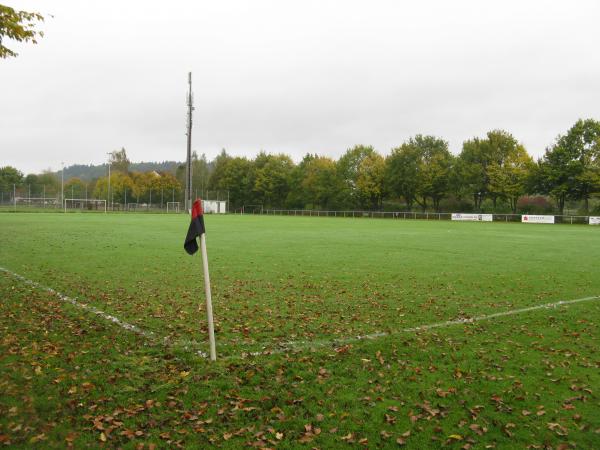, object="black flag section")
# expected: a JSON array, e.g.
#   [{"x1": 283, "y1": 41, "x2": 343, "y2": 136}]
[{"x1": 184, "y1": 199, "x2": 206, "y2": 255}]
